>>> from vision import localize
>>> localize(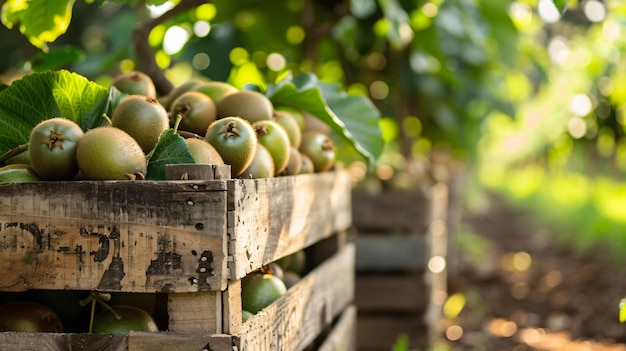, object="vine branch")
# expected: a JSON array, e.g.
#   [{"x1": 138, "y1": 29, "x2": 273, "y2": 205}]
[{"x1": 132, "y1": 0, "x2": 211, "y2": 96}]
